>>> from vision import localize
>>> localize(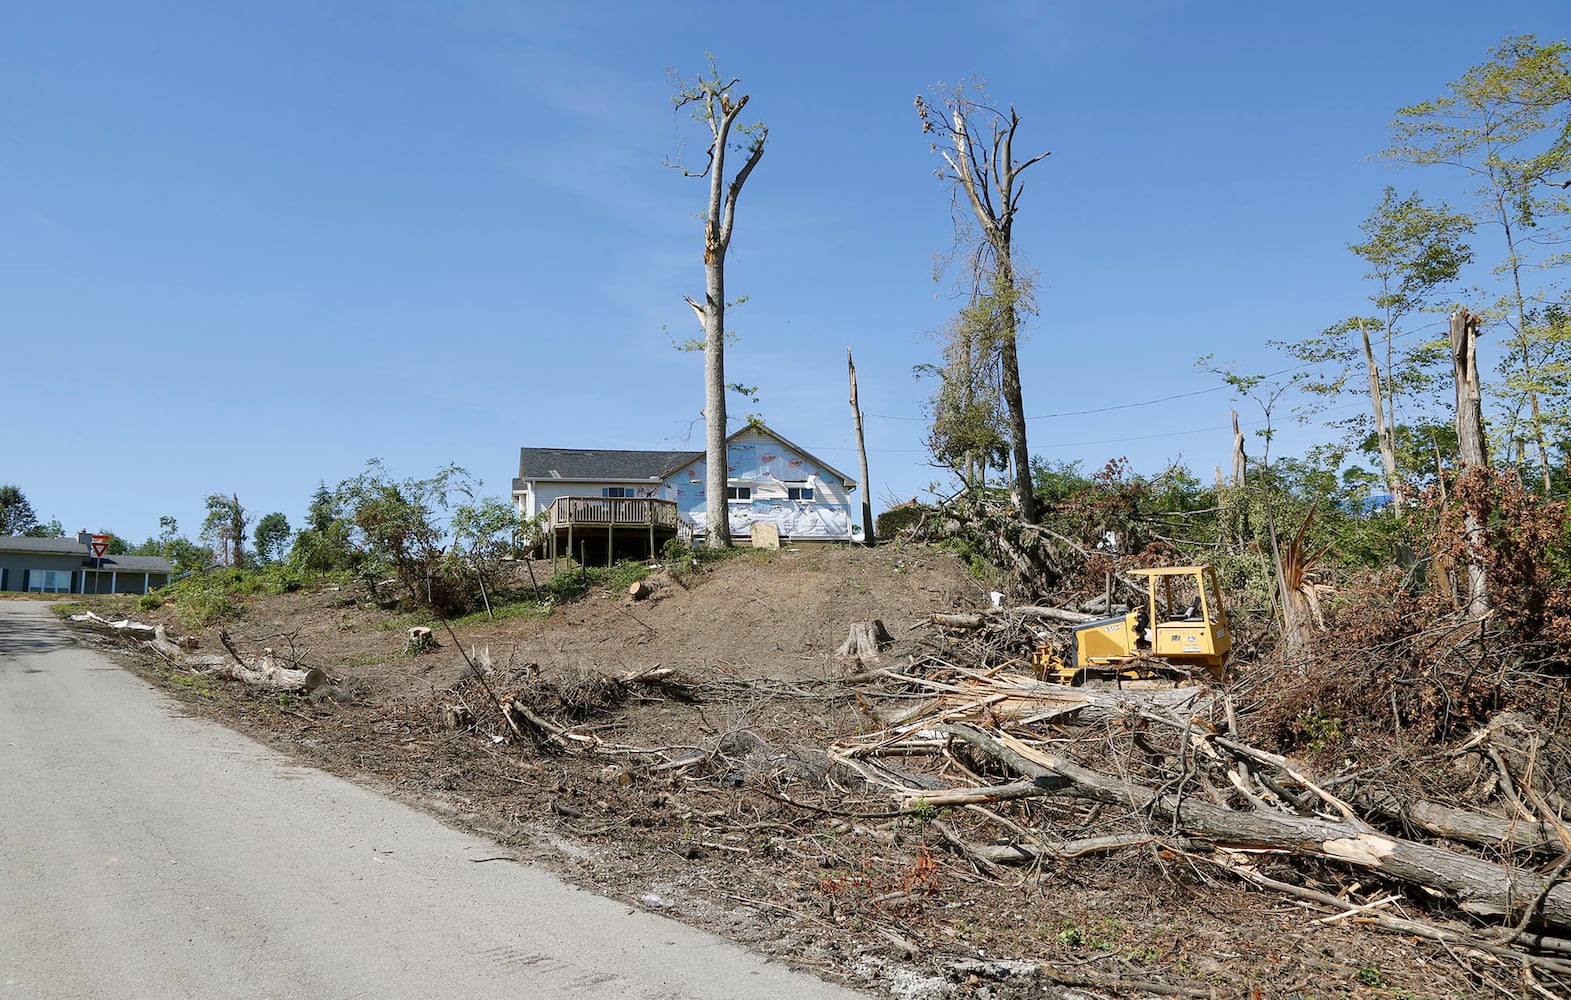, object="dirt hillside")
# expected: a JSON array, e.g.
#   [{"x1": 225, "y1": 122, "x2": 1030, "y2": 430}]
[{"x1": 64, "y1": 545, "x2": 1517, "y2": 999}]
